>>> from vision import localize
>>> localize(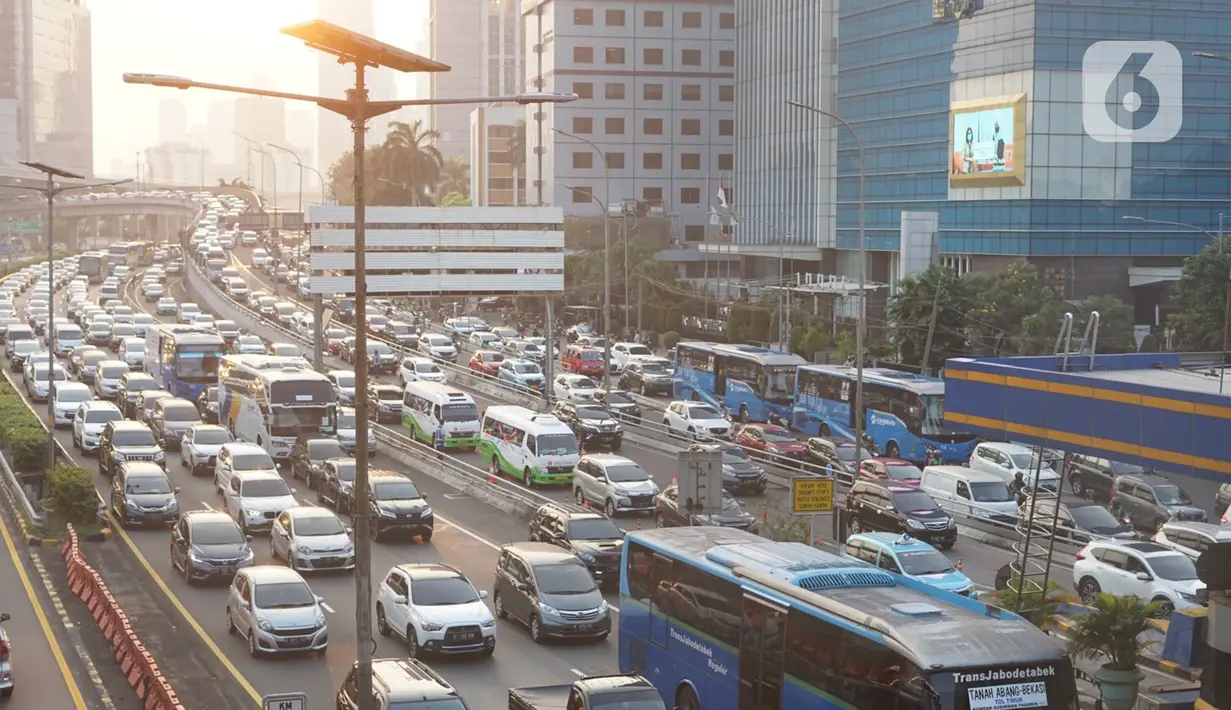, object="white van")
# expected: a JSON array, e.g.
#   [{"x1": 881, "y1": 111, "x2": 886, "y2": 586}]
[
  {"x1": 401, "y1": 381, "x2": 480, "y2": 451},
  {"x1": 250, "y1": 248, "x2": 270, "y2": 269},
  {"x1": 98, "y1": 282, "x2": 120, "y2": 303},
  {"x1": 51, "y1": 323, "x2": 84, "y2": 356},
  {"x1": 478, "y1": 405, "x2": 579, "y2": 487},
  {"x1": 968, "y1": 442, "x2": 1061, "y2": 493},
  {"x1": 920, "y1": 465, "x2": 1019, "y2": 521}
]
